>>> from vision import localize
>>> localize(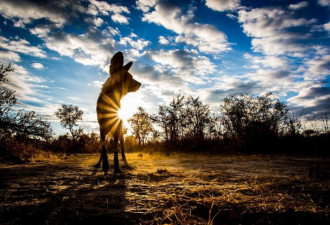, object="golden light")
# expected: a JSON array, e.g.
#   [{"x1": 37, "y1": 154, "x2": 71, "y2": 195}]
[
  {"x1": 117, "y1": 95, "x2": 140, "y2": 124},
  {"x1": 117, "y1": 107, "x2": 126, "y2": 121}
]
